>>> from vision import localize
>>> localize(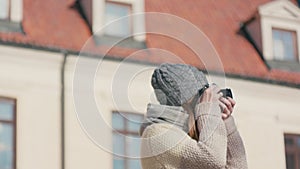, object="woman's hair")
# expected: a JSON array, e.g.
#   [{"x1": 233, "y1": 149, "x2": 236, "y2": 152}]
[
  {"x1": 188, "y1": 112, "x2": 199, "y2": 140},
  {"x1": 182, "y1": 95, "x2": 200, "y2": 140}
]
